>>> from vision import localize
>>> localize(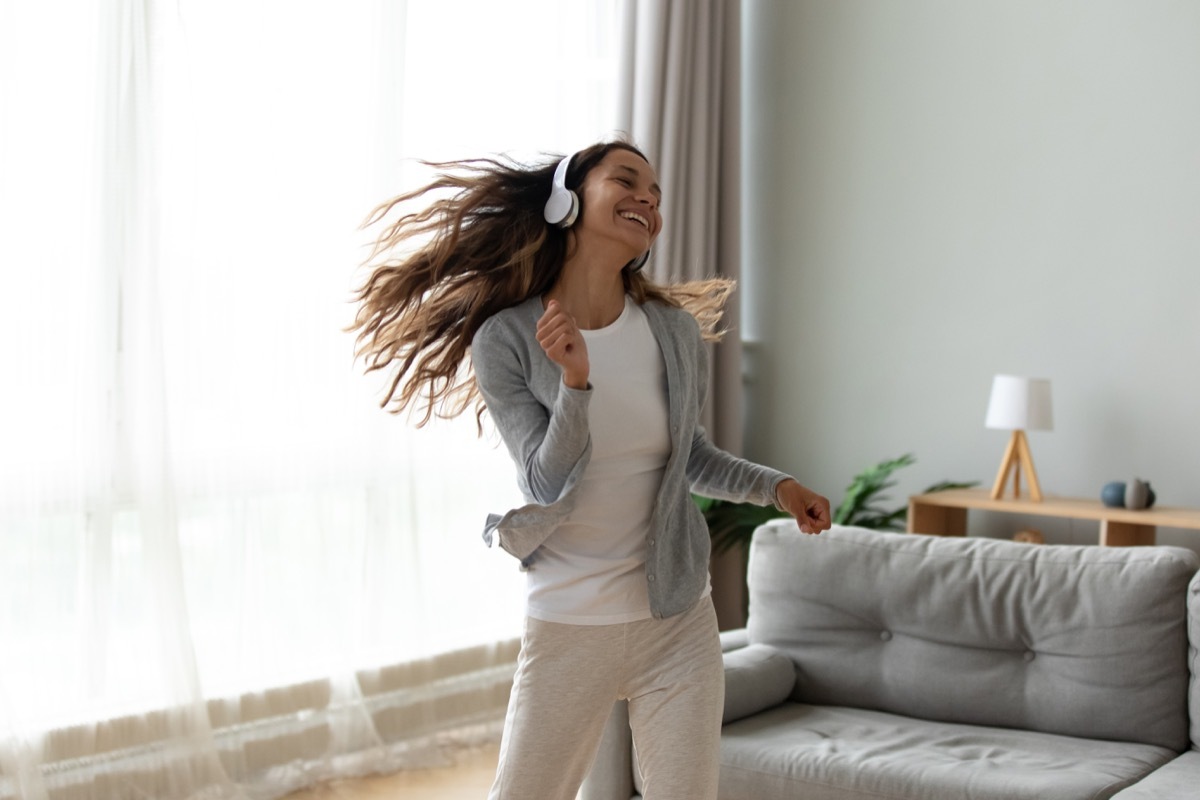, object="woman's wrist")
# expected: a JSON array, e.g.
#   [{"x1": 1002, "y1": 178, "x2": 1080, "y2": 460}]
[
  {"x1": 774, "y1": 477, "x2": 798, "y2": 507},
  {"x1": 562, "y1": 370, "x2": 588, "y2": 391}
]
